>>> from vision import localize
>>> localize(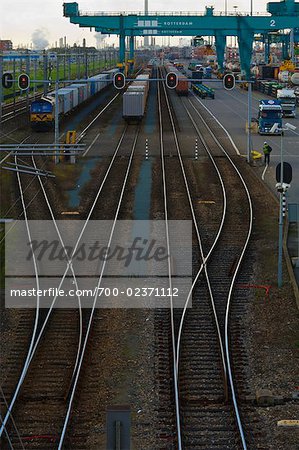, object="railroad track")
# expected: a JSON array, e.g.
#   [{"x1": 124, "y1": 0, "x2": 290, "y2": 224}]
[
  {"x1": 156, "y1": 67, "x2": 253, "y2": 449},
  {"x1": 1, "y1": 94, "x2": 43, "y2": 124},
  {"x1": 0, "y1": 120, "x2": 142, "y2": 448},
  {"x1": 57, "y1": 124, "x2": 141, "y2": 449},
  {"x1": 0, "y1": 152, "x2": 83, "y2": 449},
  {"x1": 1, "y1": 65, "x2": 255, "y2": 448}
]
